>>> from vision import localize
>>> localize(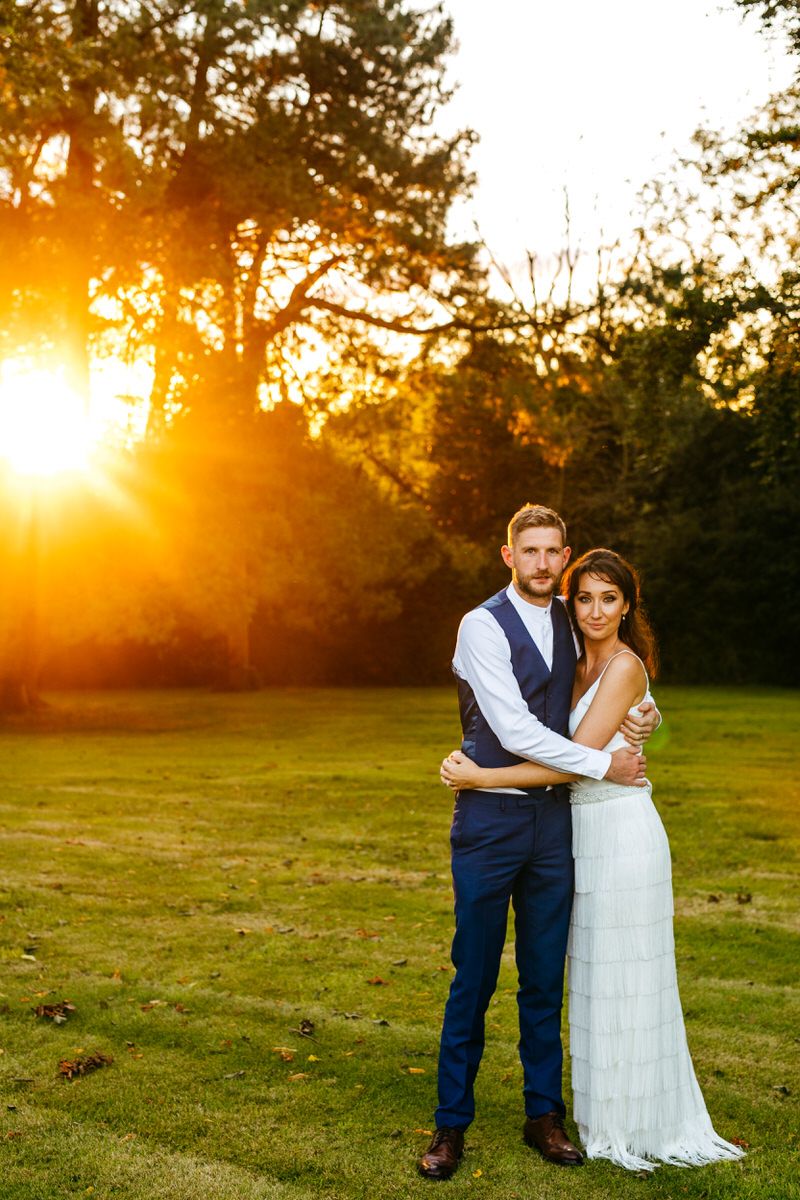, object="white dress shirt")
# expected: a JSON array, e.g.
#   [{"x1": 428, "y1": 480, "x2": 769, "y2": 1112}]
[{"x1": 452, "y1": 584, "x2": 612, "y2": 791}]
